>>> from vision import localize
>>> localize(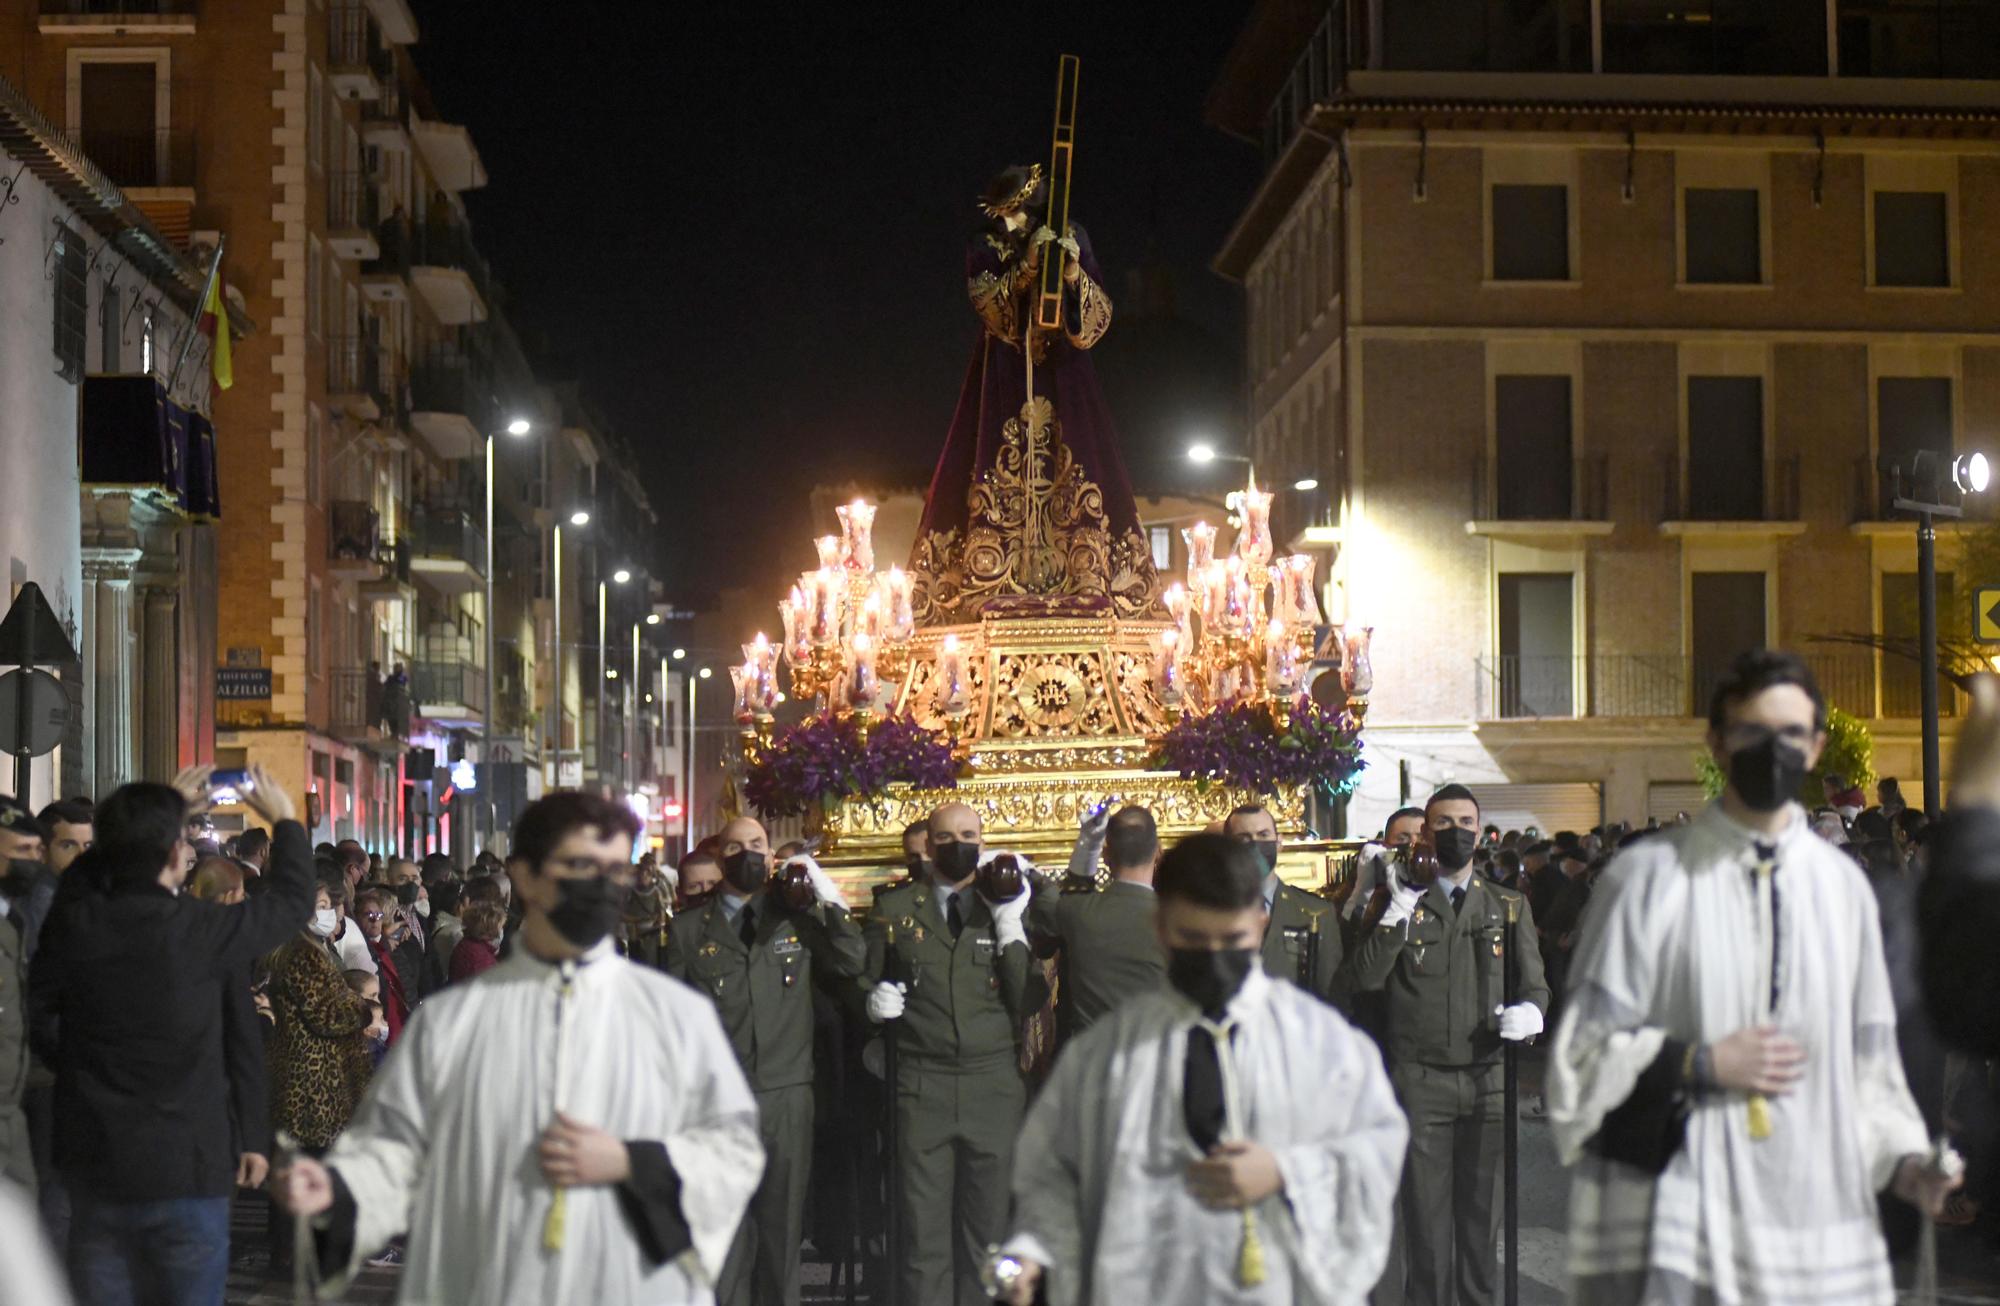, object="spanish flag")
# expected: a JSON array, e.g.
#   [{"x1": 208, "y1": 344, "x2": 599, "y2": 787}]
[{"x1": 199, "y1": 272, "x2": 232, "y2": 392}]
